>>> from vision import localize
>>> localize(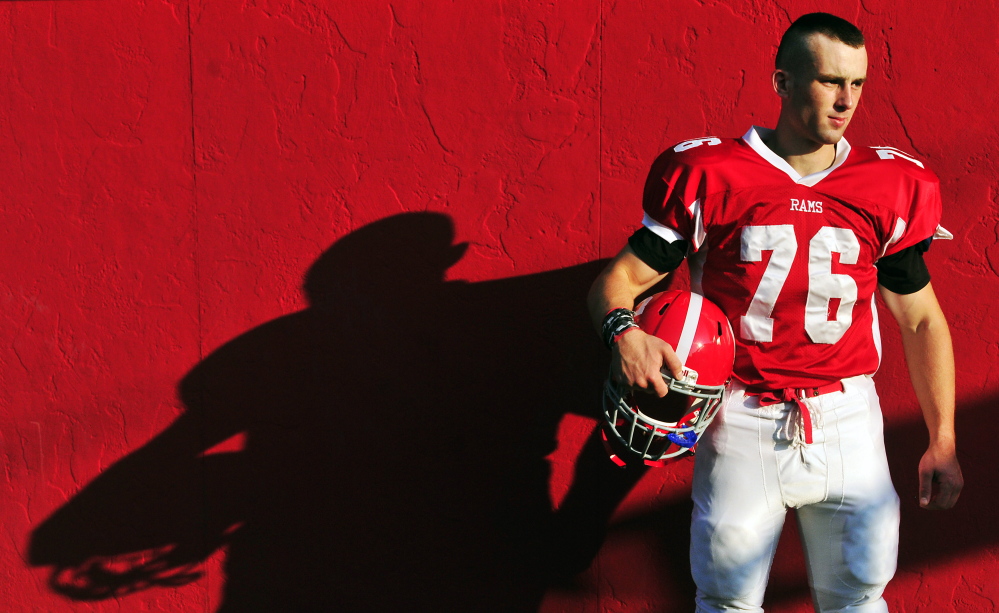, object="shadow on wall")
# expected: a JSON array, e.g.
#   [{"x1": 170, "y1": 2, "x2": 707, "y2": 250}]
[
  {"x1": 26, "y1": 212, "x2": 995, "y2": 612},
  {"x1": 27, "y1": 212, "x2": 621, "y2": 612}
]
